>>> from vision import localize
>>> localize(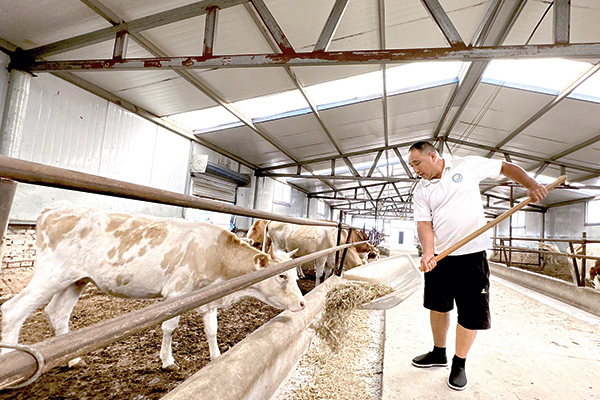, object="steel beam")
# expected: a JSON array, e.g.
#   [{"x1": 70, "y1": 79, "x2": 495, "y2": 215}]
[
  {"x1": 203, "y1": 7, "x2": 218, "y2": 57},
  {"x1": 249, "y1": 0, "x2": 295, "y2": 53},
  {"x1": 27, "y1": 0, "x2": 248, "y2": 58},
  {"x1": 112, "y1": 31, "x2": 129, "y2": 60},
  {"x1": 314, "y1": 0, "x2": 349, "y2": 52},
  {"x1": 434, "y1": 0, "x2": 526, "y2": 140},
  {"x1": 29, "y1": 43, "x2": 600, "y2": 72},
  {"x1": 446, "y1": 137, "x2": 600, "y2": 175},
  {"x1": 257, "y1": 172, "x2": 417, "y2": 183},
  {"x1": 367, "y1": 150, "x2": 383, "y2": 177},
  {"x1": 420, "y1": 0, "x2": 464, "y2": 47},
  {"x1": 554, "y1": 0, "x2": 570, "y2": 44},
  {"x1": 485, "y1": 62, "x2": 600, "y2": 157},
  {"x1": 527, "y1": 131, "x2": 600, "y2": 173}
]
